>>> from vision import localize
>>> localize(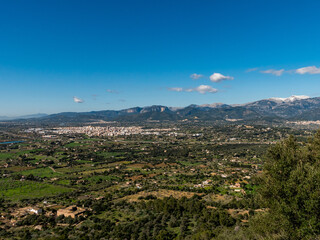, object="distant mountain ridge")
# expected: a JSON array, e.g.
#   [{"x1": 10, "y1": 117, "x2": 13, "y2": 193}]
[
  {"x1": 5, "y1": 95, "x2": 320, "y2": 123},
  {"x1": 0, "y1": 113, "x2": 48, "y2": 121},
  {"x1": 243, "y1": 96, "x2": 320, "y2": 118}
]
